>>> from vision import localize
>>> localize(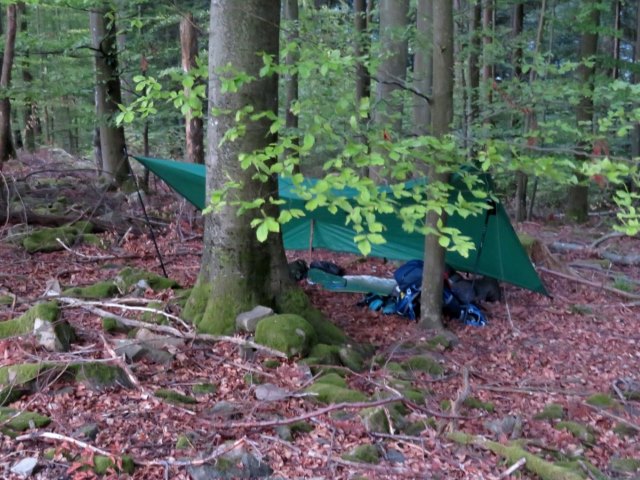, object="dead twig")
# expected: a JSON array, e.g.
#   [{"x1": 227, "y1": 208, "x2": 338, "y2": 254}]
[
  {"x1": 446, "y1": 366, "x2": 470, "y2": 433},
  {"x1": 538, "y1": 266, "x2": 640, "y2": 300},
  {"x1": 56, "y1": 238, "x2": 117, "y2": 261},
  {"x1": 583, "y1": 402, "x2": 640, "y2": 432},
  {"x1": 589, "y1": 232, "x2": 625, "y2": 249},
  {"x1": 500, "y1": 457, "x2": 526, "y2": 478}
]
